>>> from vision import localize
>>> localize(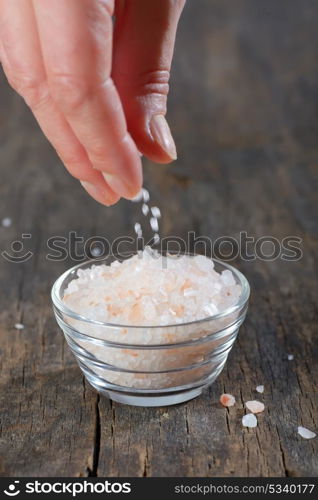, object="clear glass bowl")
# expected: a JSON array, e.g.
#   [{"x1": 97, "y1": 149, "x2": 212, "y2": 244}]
[{"x1": 51, "y1": 253, "x2": 250, "y2": 407}]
